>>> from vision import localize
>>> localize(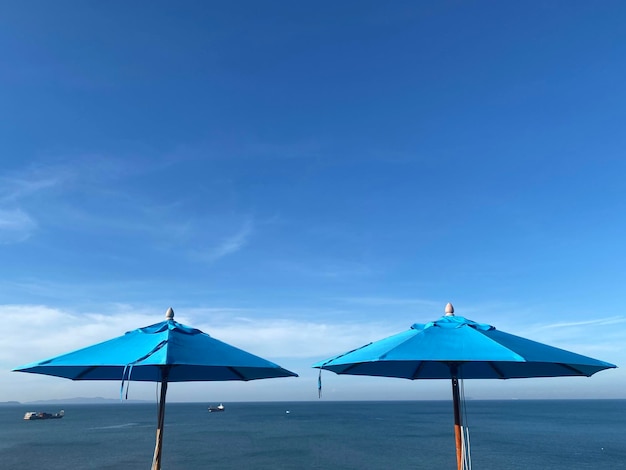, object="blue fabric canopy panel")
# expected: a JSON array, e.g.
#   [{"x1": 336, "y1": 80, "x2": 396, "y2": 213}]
[
  {"x1": 15, "y1": 318, "x2": 296, "y2": 382},
  {"x1": 313, "y1": 314, "x2": 615, "y2": 380}
]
